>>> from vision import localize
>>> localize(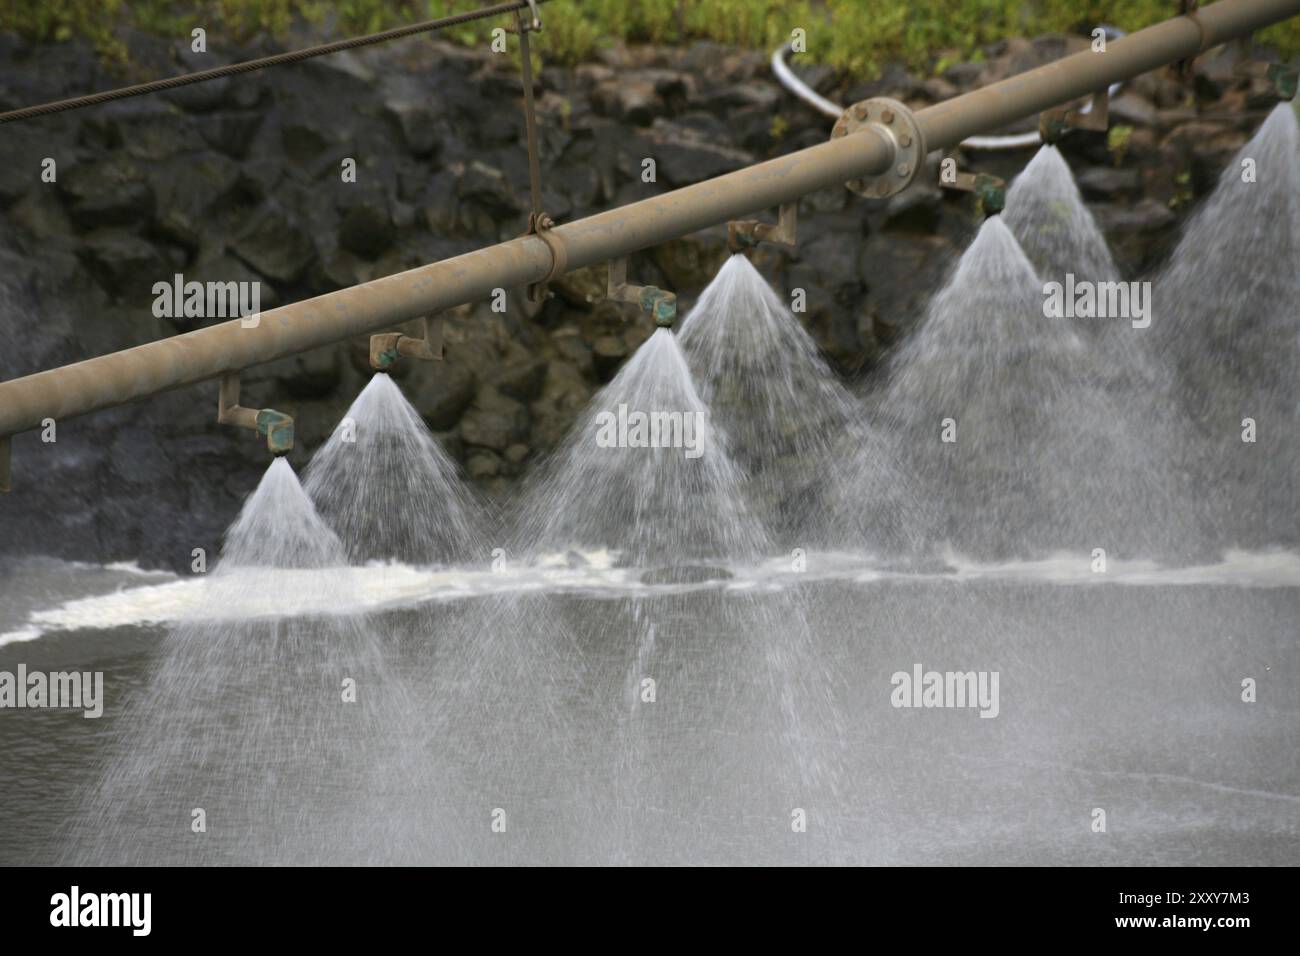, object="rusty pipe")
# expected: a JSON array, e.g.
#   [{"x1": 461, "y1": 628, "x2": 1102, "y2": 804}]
[
  {"x1": 1, "y1": 0, "x2": 1297, "y2": 444},
  {"x1": 0, "y1": 127, "x2": 892, "y2": 442},
  {"x1": 916, "y1": 0, "x2": 1299, "y2": 152}
]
